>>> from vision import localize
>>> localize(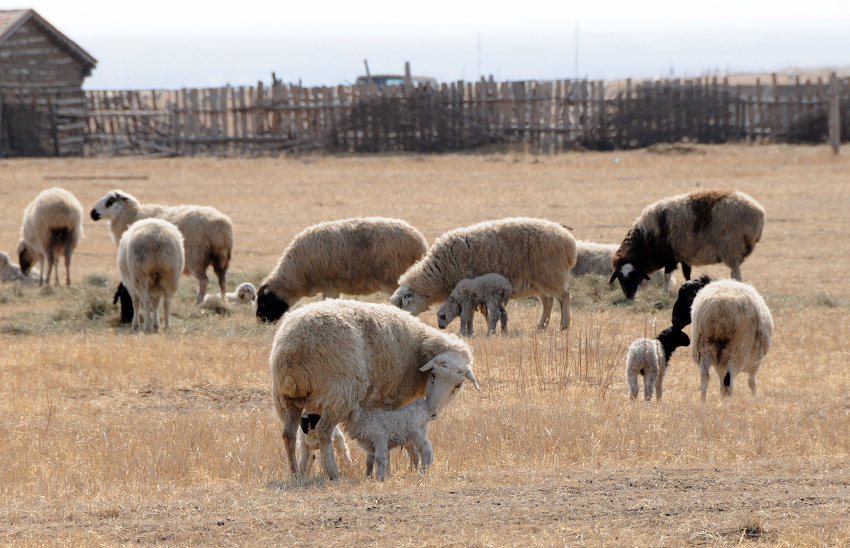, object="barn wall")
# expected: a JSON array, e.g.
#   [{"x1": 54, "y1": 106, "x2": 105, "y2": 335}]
[{"x1": 0, "y1": 19, "x2": 86, "y2": 89}]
